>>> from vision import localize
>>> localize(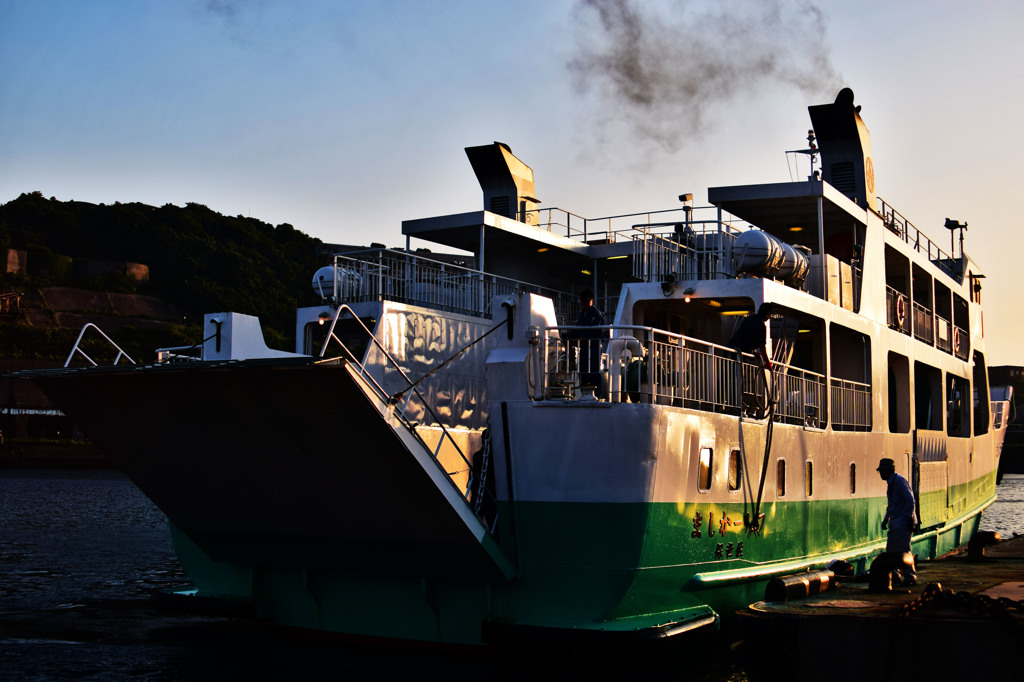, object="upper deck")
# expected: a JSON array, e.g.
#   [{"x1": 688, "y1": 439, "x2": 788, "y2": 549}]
[{"x1": 317, "y1": 90, "x2": 987, "y2": 374}]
